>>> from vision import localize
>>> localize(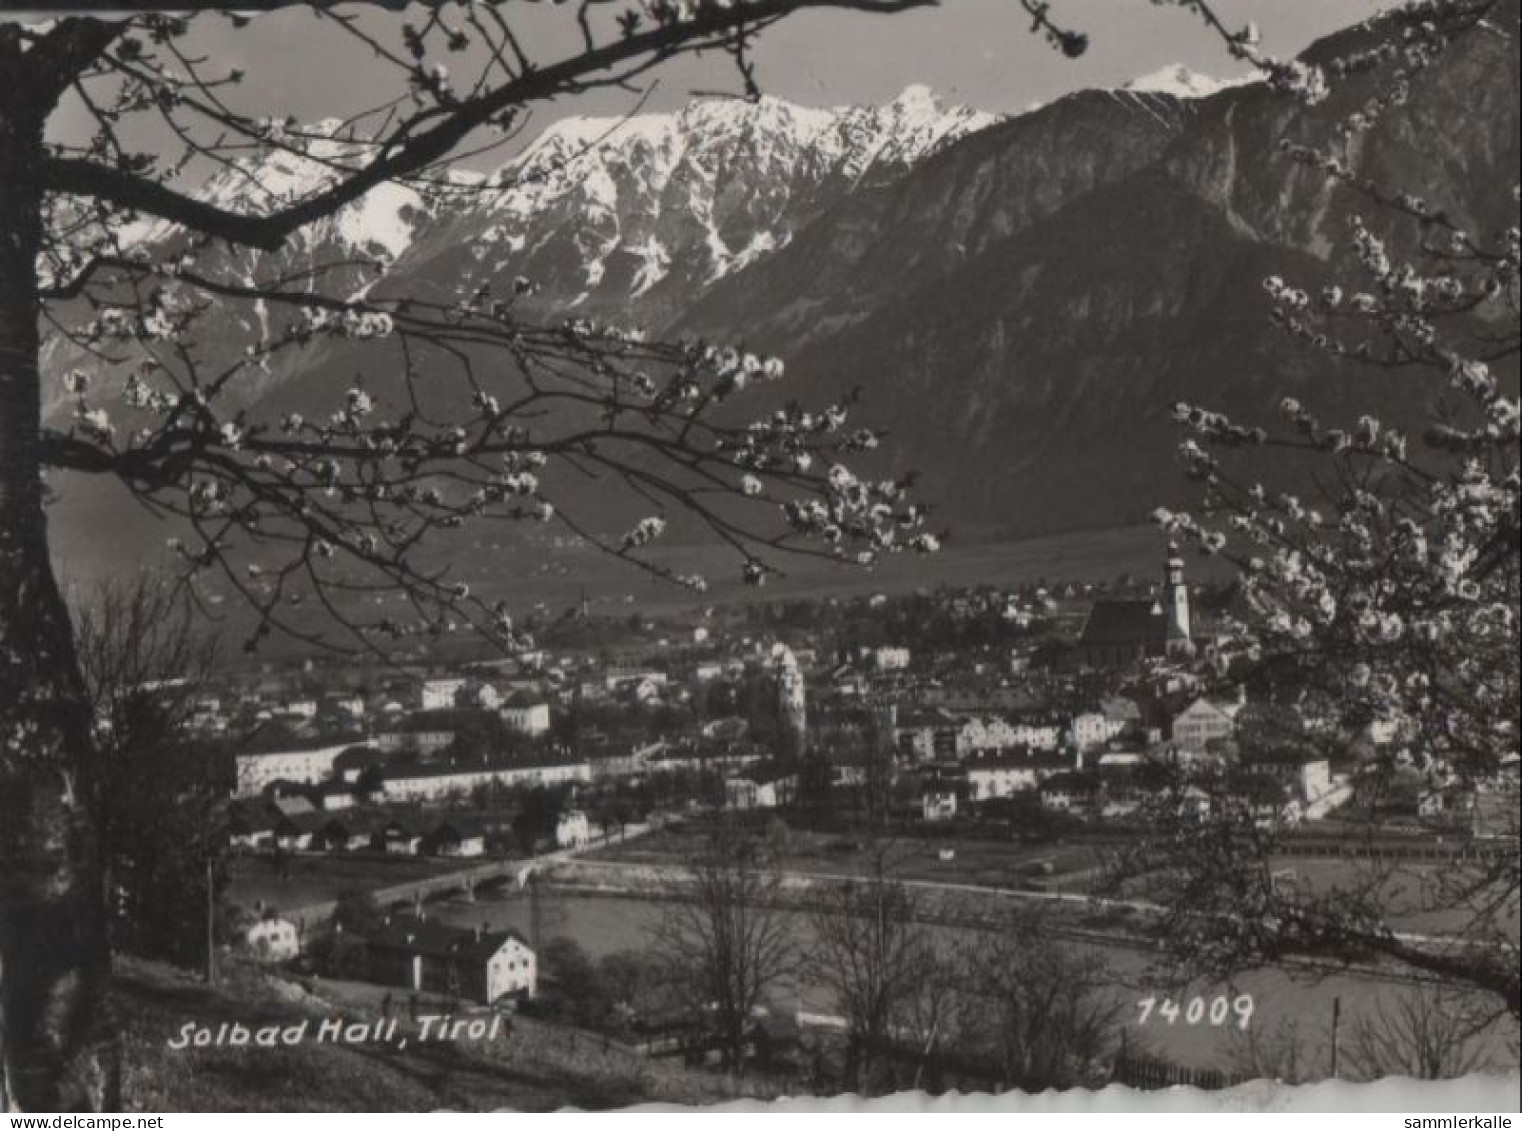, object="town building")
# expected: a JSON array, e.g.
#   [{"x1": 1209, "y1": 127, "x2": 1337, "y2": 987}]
[
  {"x1": 1005, "y1": 709, "x2": 1066, "y2": 752},
  {"x1": 1171, "y1": 693, "x2": 1246, "y2": 753},
  {"x1": 895, "y1": 707, "x2": 963, "y2": 762},
  {"x1": 965, "y1": 750, "x2": 1073, "y2": 800},
  {"x1": 377, "y1": 759, "x2": 592, "y2": 804},
  {"x1": 333, "y1": 745, "x2": 391, "y2": 784},
  {"x1": 1071, "y1": 697, "x2": 1141, "y2": 751},
  {"x1": 374, "y1": 711, "x2": 459, "y2": 756},
  {"x1": 228, "y1": 800, "x2": 280, "y2": 850},
  {"x1": 1077, "y1": 545, "x2": 1196, "y2": 667},
  {"x1": 235, "y1": 739, "x2": 357, "y2": 796},
  {"x1": 315, "y1": 781, "x2": 358, "y2": 812},
  {"x1": 362, "y1": 916, "x2": 536, "y2": 1005},
  {"x1": 317, "y1": 814, "x2": 378, "y2": 853},
  {"x1": 380, "y1": 818, "x2": 425, "y2": 856},
  {"x1": 501, "y1": 694, "x2": 552, "y2": 736},
  {"x1": 428, "y1": 819, "x2": 489, "y2": 858},
  {"x1": 555, "y1": 810, "x2": 591, "y2": 849},
  {"x1": 1241, "y1": 750, "x2": 1343, "y2": 819},
  {"x1": 724, "y1": 765, "x2": 798, "y2": 810},
  {"x1": 420, "y1": 678, "x2": 468, "y2": 711},
  {"x1": 1039, "y1": 771, "x2": 1101, "y2": 812},
  {"x1": 922, "y1": 788, "x2": 959, "y2": 821},
  {"x1": 245, "y1": 917, "x2": 301, "y2": 962}
]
